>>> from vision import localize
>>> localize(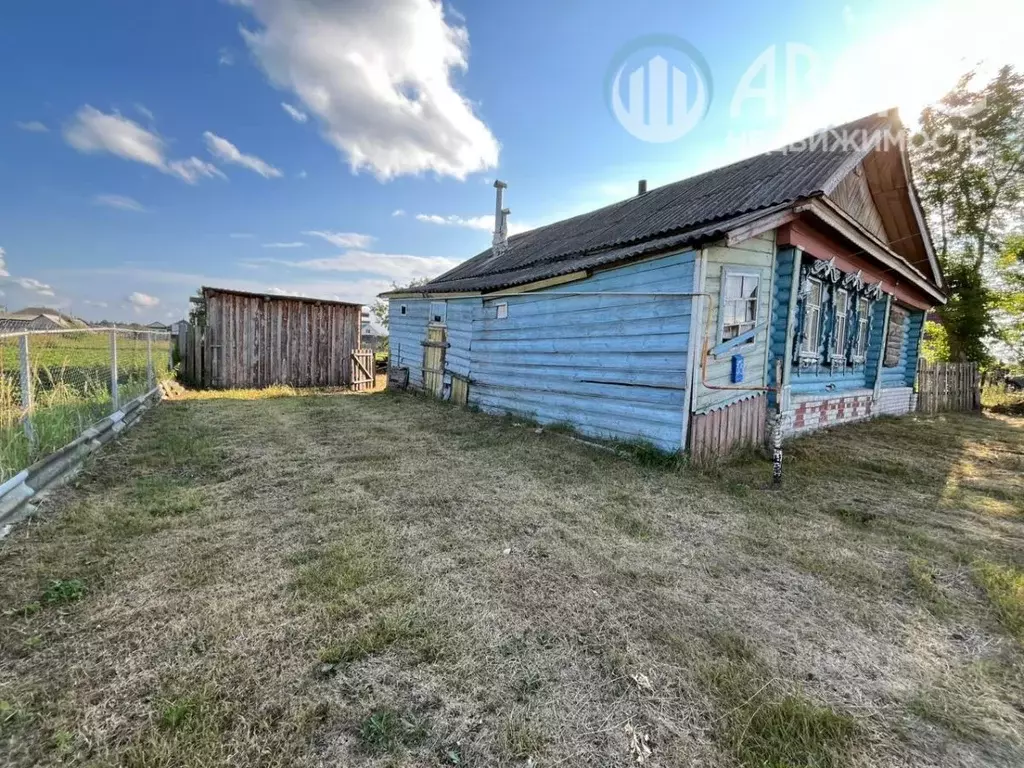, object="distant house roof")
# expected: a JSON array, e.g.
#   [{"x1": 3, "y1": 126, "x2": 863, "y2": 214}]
[
  {"x1": 390, "y1": 110, "x2": 942, "y2": 300},
  {"x1": 0, "y1": 313, "x2": 65, "y2": 333}
]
